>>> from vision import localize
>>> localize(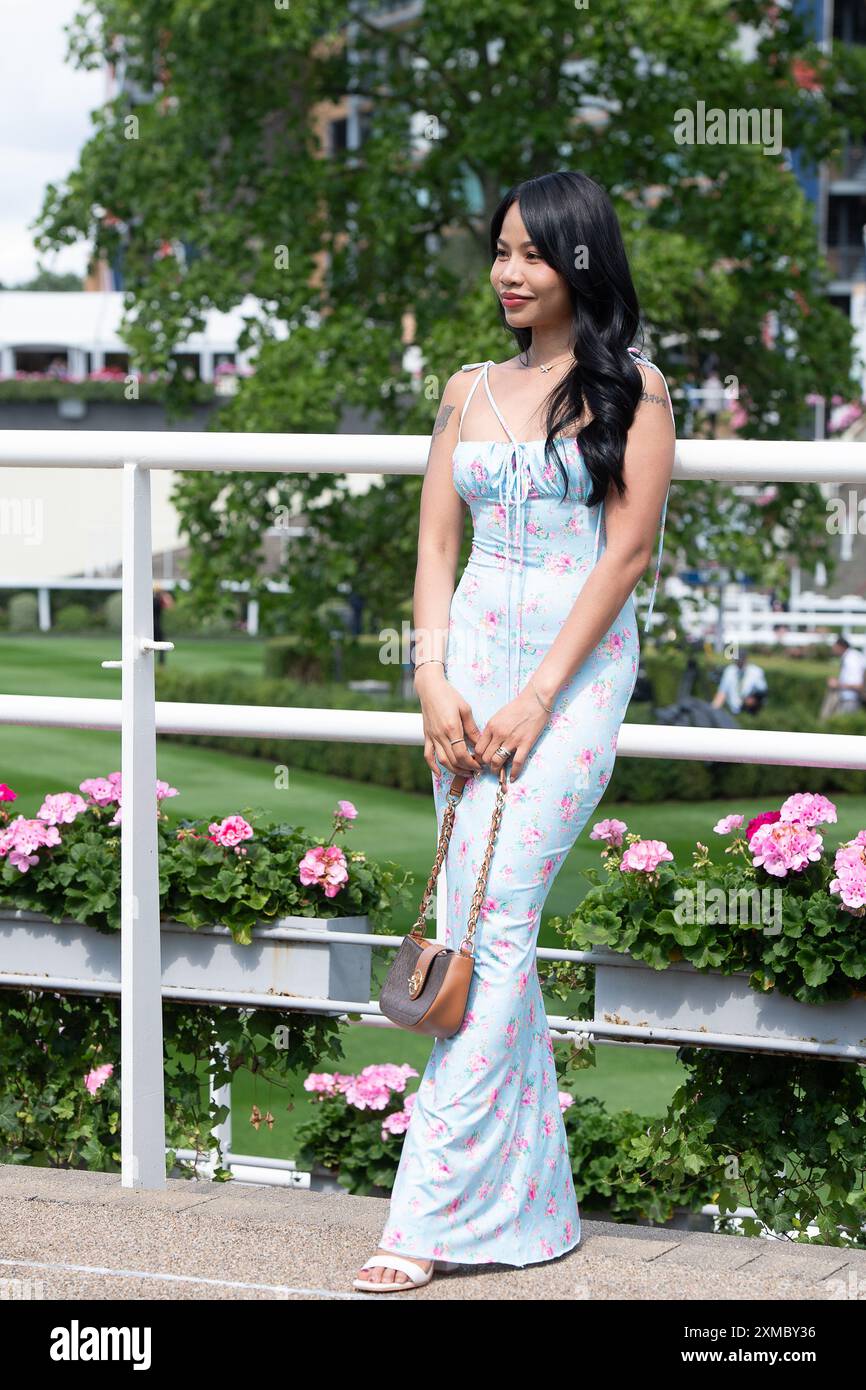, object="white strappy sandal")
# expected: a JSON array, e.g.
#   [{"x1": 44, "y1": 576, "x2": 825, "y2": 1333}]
[{"x1": 353, "y1": 1254, "x2": 460, "y2": 1292}]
